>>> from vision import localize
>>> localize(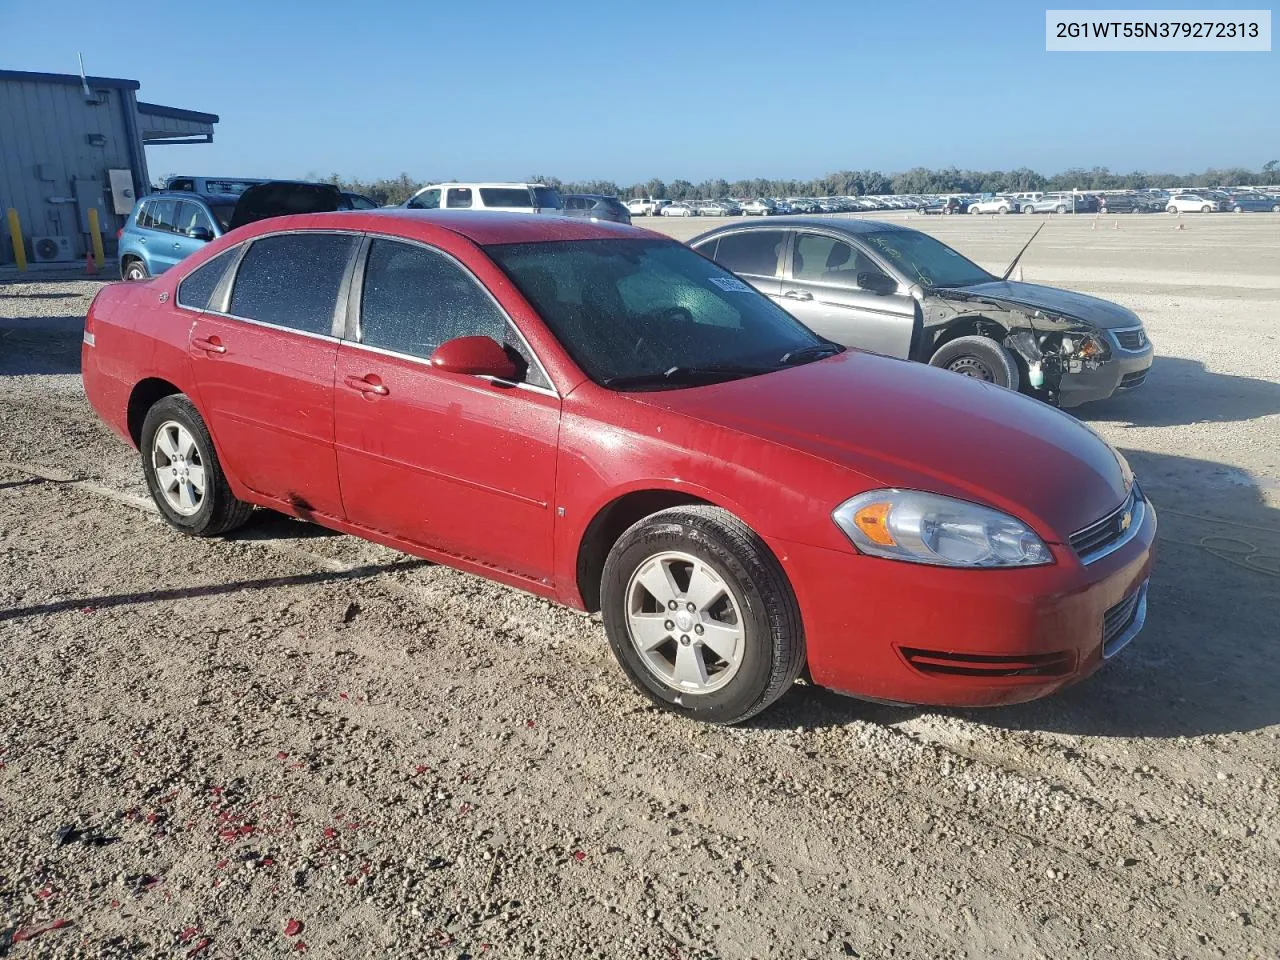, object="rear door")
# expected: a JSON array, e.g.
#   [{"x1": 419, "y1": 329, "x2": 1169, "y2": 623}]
[
  {"x1": 333, "y1": 237, "x2": 560, "y2": 583},
  {"x1": 778, "y1": 230, "x2": 917, "y2": 358},
  {"x1": 187, "y1": 231, "x2": 358, "y2": 519},
  {"x1": 138, "y1": 200, "x2": 183, "y2": 274},
  {"x1": 692, "y1": 229, "x2": 784, "y2": 302}
]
